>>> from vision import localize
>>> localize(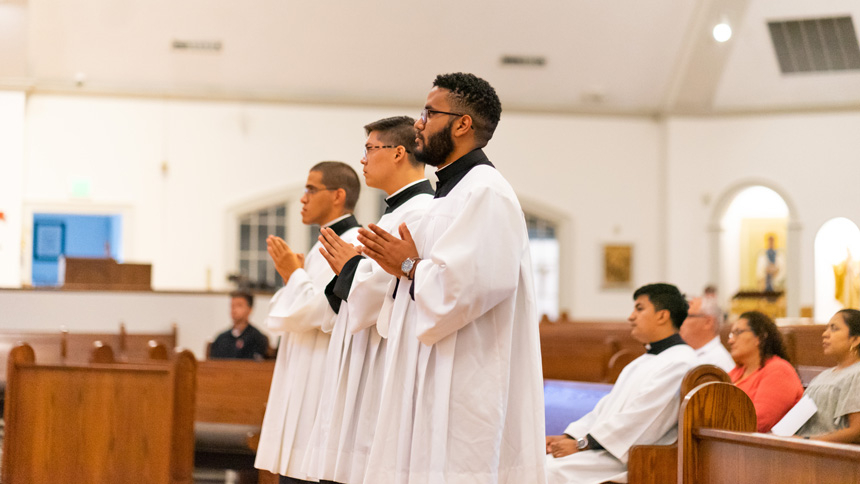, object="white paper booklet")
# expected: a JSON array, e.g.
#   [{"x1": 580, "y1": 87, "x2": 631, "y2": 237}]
[{"x1": 770, "y1": 395, "x2": 818, "y2": 437}]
